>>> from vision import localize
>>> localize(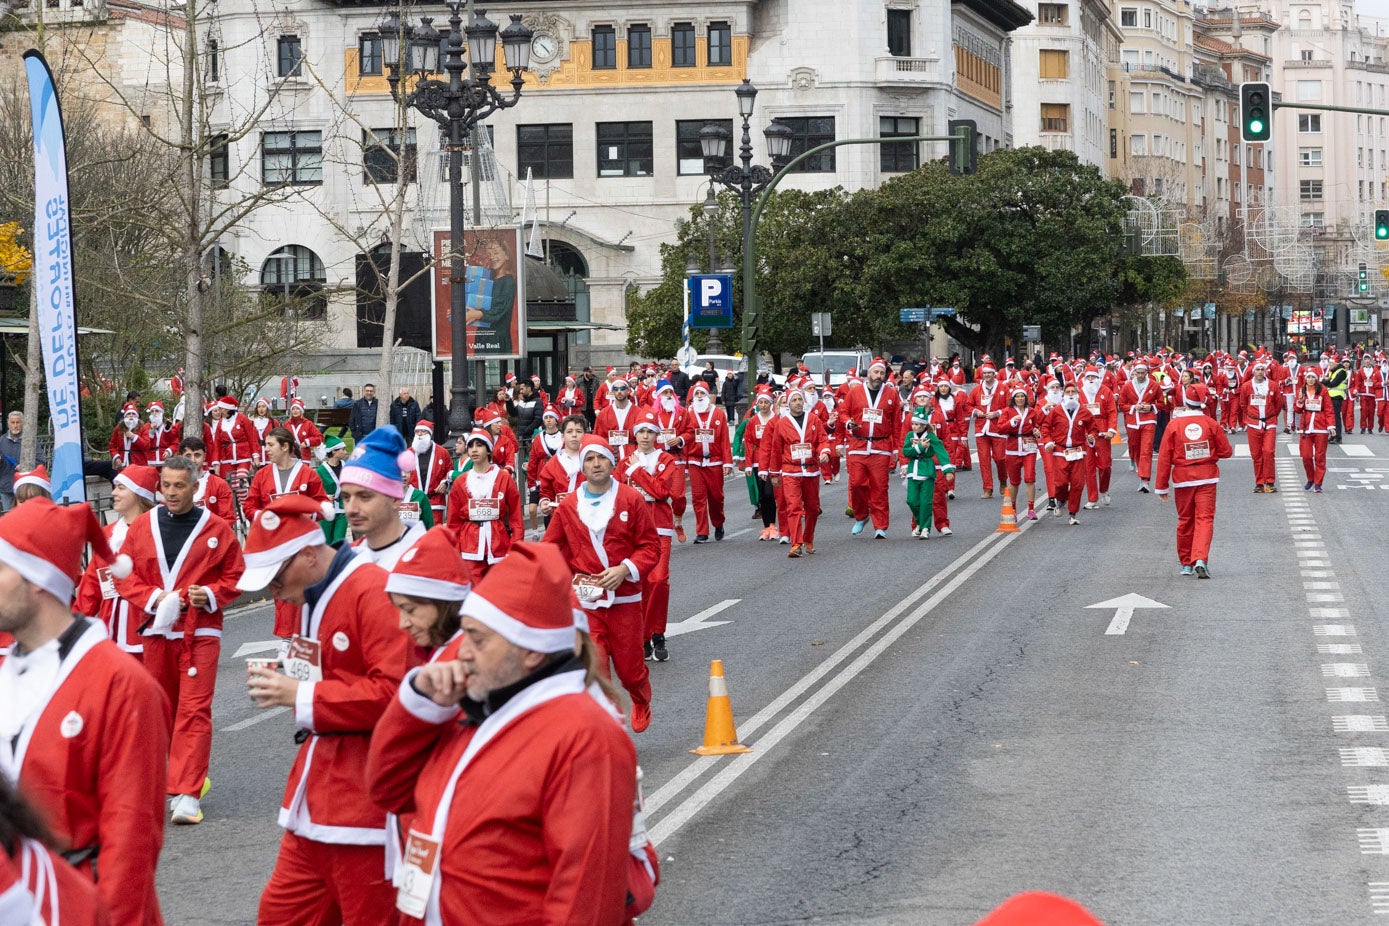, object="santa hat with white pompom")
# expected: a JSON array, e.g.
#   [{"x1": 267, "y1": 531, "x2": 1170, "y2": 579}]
[
  {"x1": 0, "y1": 497, "x2": 130, "y2": 603},
  {"x1": 340, "y1": 427, "x2": 415, "y2": 500}
]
